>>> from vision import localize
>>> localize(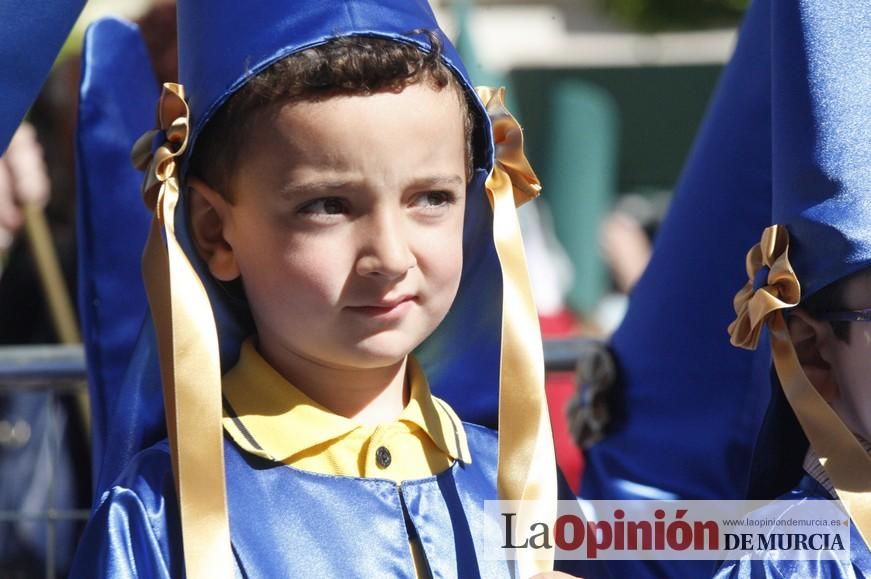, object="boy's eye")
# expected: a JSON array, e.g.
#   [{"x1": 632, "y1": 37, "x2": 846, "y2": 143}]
[
  {"x1": 412, "y1": 191, "x2": 455, "y2": 209},
  {"x1": 298, "y1": 197, "x2": 349, "y2": 215}
]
